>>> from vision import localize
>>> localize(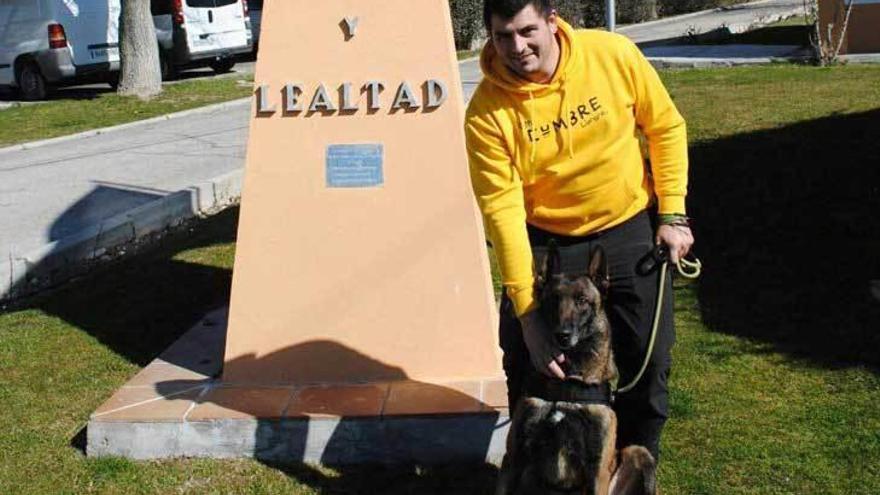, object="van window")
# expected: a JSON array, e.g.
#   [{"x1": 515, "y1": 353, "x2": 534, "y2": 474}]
[
  {"x1": 151, "y1": 0, "x2": 172, "y2": 15},
  {"x1": 186, "y1": 0, "x2": 238, "y2": 7}
]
